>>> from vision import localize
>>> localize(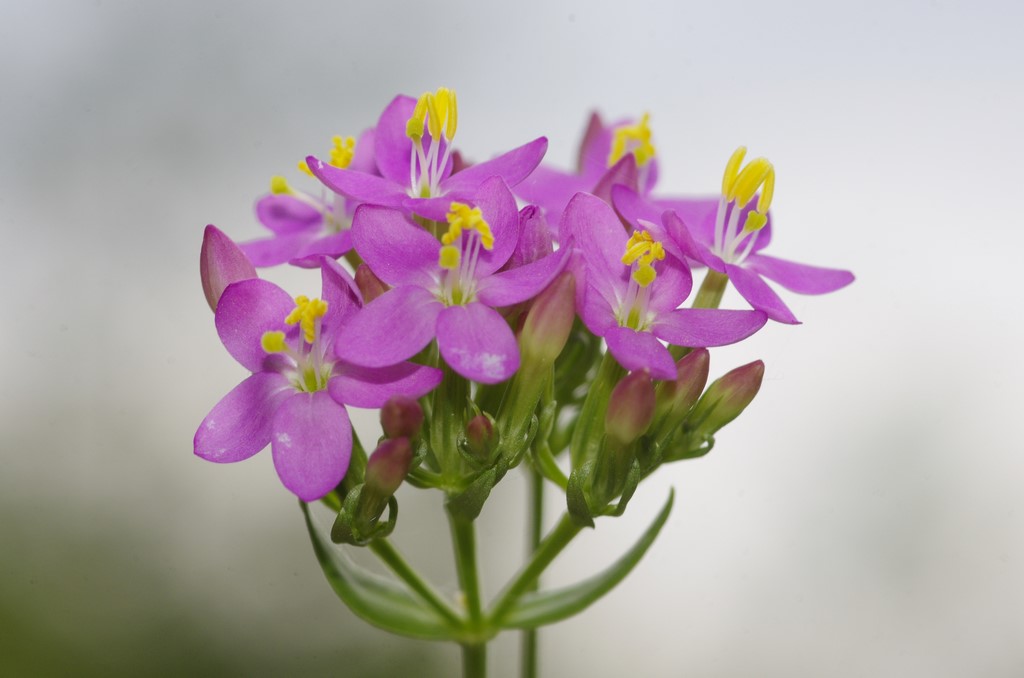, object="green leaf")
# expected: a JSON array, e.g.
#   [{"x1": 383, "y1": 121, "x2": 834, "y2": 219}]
[
  {"x1": 301, "y1": 502, "x2": 460, "y2": 641},
  {"x1": 499, "y1": 488, "x2": 675, "y2": 629}
]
